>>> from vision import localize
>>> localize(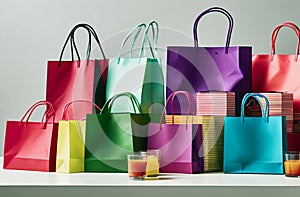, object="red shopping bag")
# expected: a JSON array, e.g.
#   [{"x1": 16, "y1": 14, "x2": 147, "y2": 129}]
[
  {"x1": 3, "y1": 101, "x2": 59, "y2": 172},
  {"x1": 46, "y1": 23, "x2": 108, "y2": 123},
  {"x1": 252, "y1": 22, "x2": 300, "y2": 114}
]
